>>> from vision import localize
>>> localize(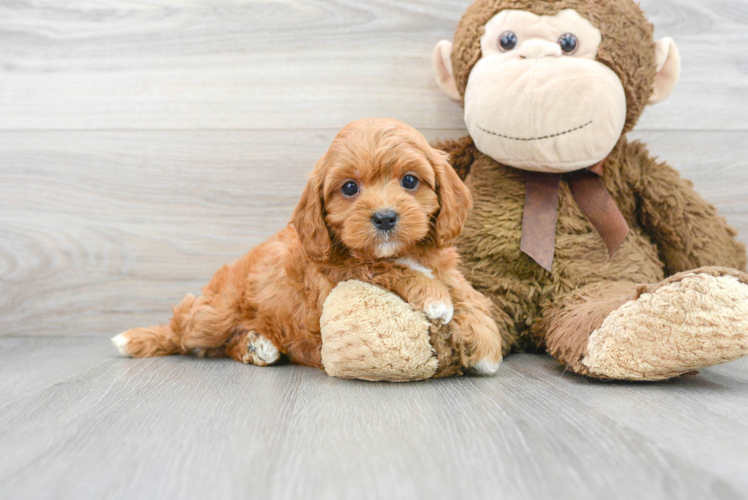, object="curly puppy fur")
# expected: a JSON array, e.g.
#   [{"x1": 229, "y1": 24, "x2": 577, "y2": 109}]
[{"x1": 116, "y1": 118, "x2": 503, "y2": 369}]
